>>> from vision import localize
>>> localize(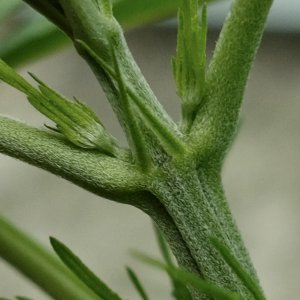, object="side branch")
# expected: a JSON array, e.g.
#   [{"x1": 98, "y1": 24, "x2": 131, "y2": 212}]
[
  {"x1": 58, "y1": 0, "x2": 181, "y2": 145},
  {"x1": 0, "y1": 116, "x2": 145, "y2": 200},
  {"x1": 190, "y1": 0, "x2": 273, "y2": 160}
]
